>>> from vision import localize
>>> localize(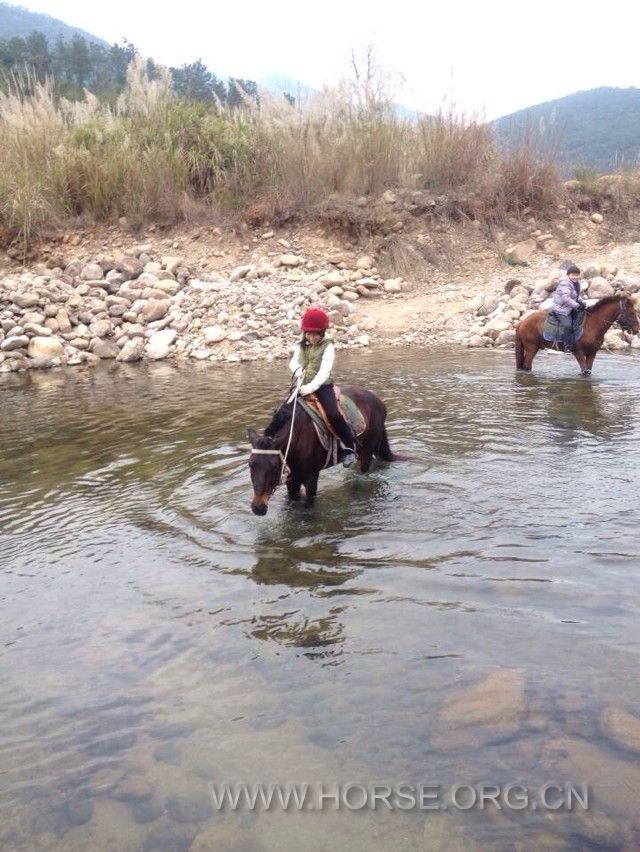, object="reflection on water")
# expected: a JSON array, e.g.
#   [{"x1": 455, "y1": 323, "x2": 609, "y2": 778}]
[
  {"x1": 1, "y1": 348, "x2": 640, "y2": 851},
  {"x1": 515, "y1": 370, "x2": 637, "y2": 440}
]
